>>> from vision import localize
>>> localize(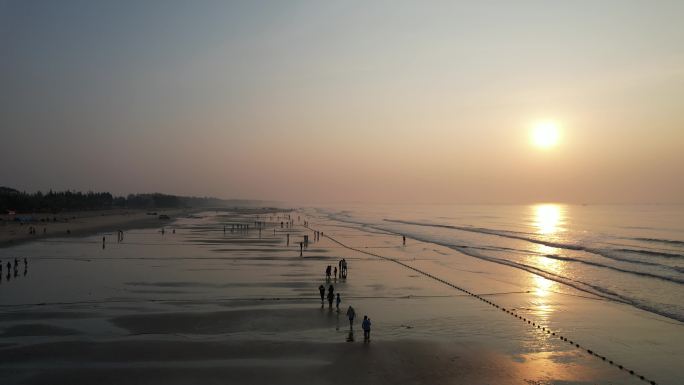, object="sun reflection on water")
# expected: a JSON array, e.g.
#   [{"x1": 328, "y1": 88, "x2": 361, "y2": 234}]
[
  {"x1": 526, "y1": 204, "x2": 567, "y2": 326},
  {"x1": 533, "y1": 204, "x2": 564, "y2": 235}
]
